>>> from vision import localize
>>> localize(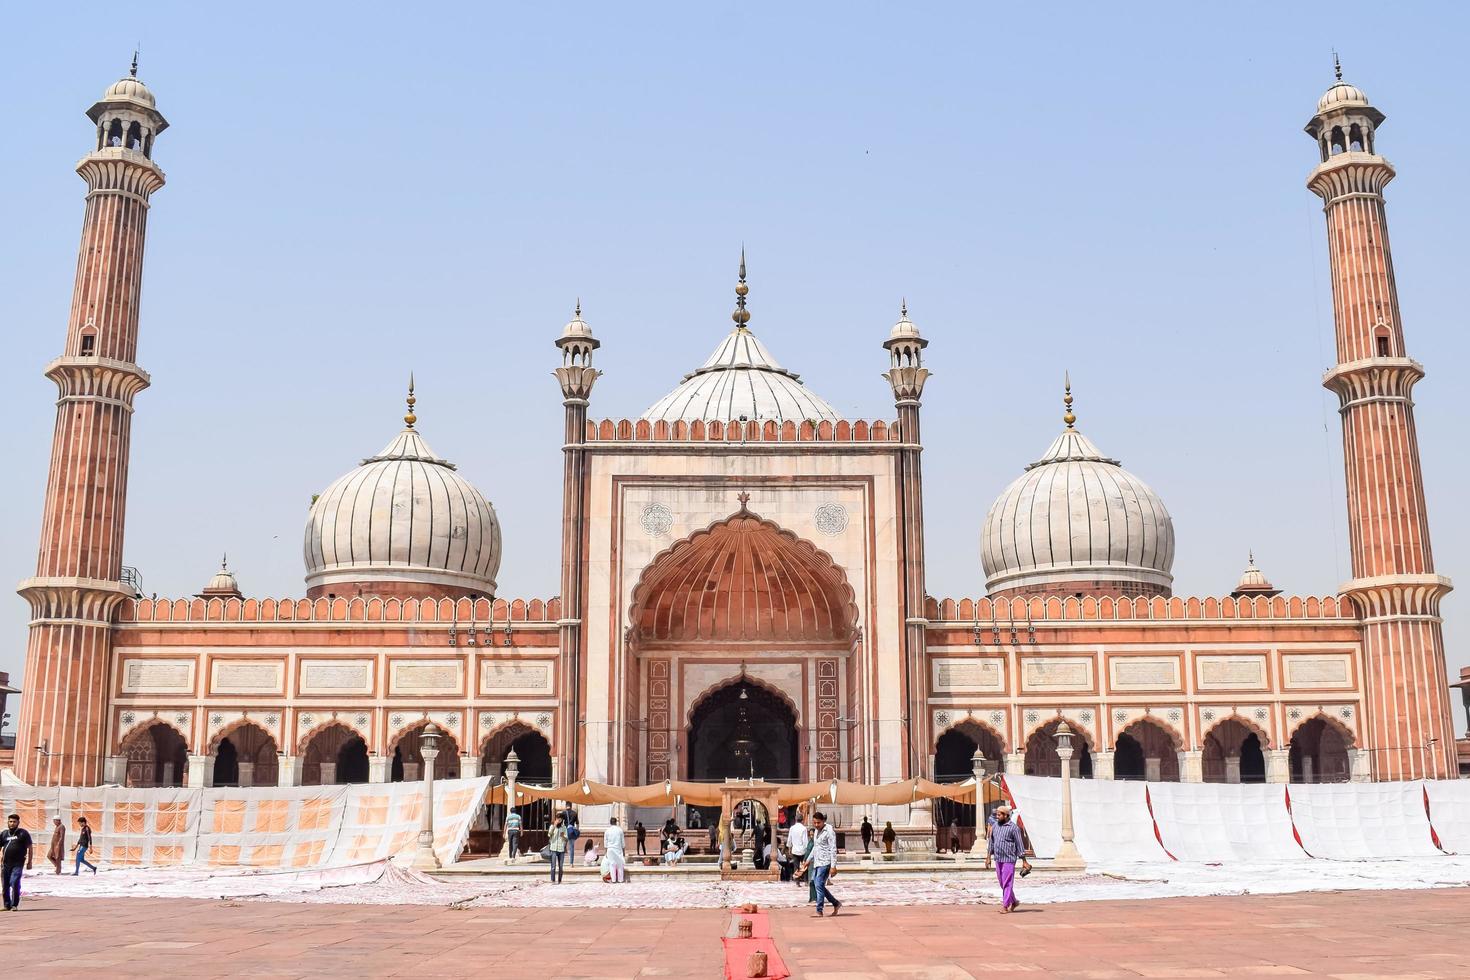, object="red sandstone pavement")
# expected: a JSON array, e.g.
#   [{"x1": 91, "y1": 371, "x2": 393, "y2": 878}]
[{"x1": 1, "y1": 888, "x2": 1467, "y2": 978}]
